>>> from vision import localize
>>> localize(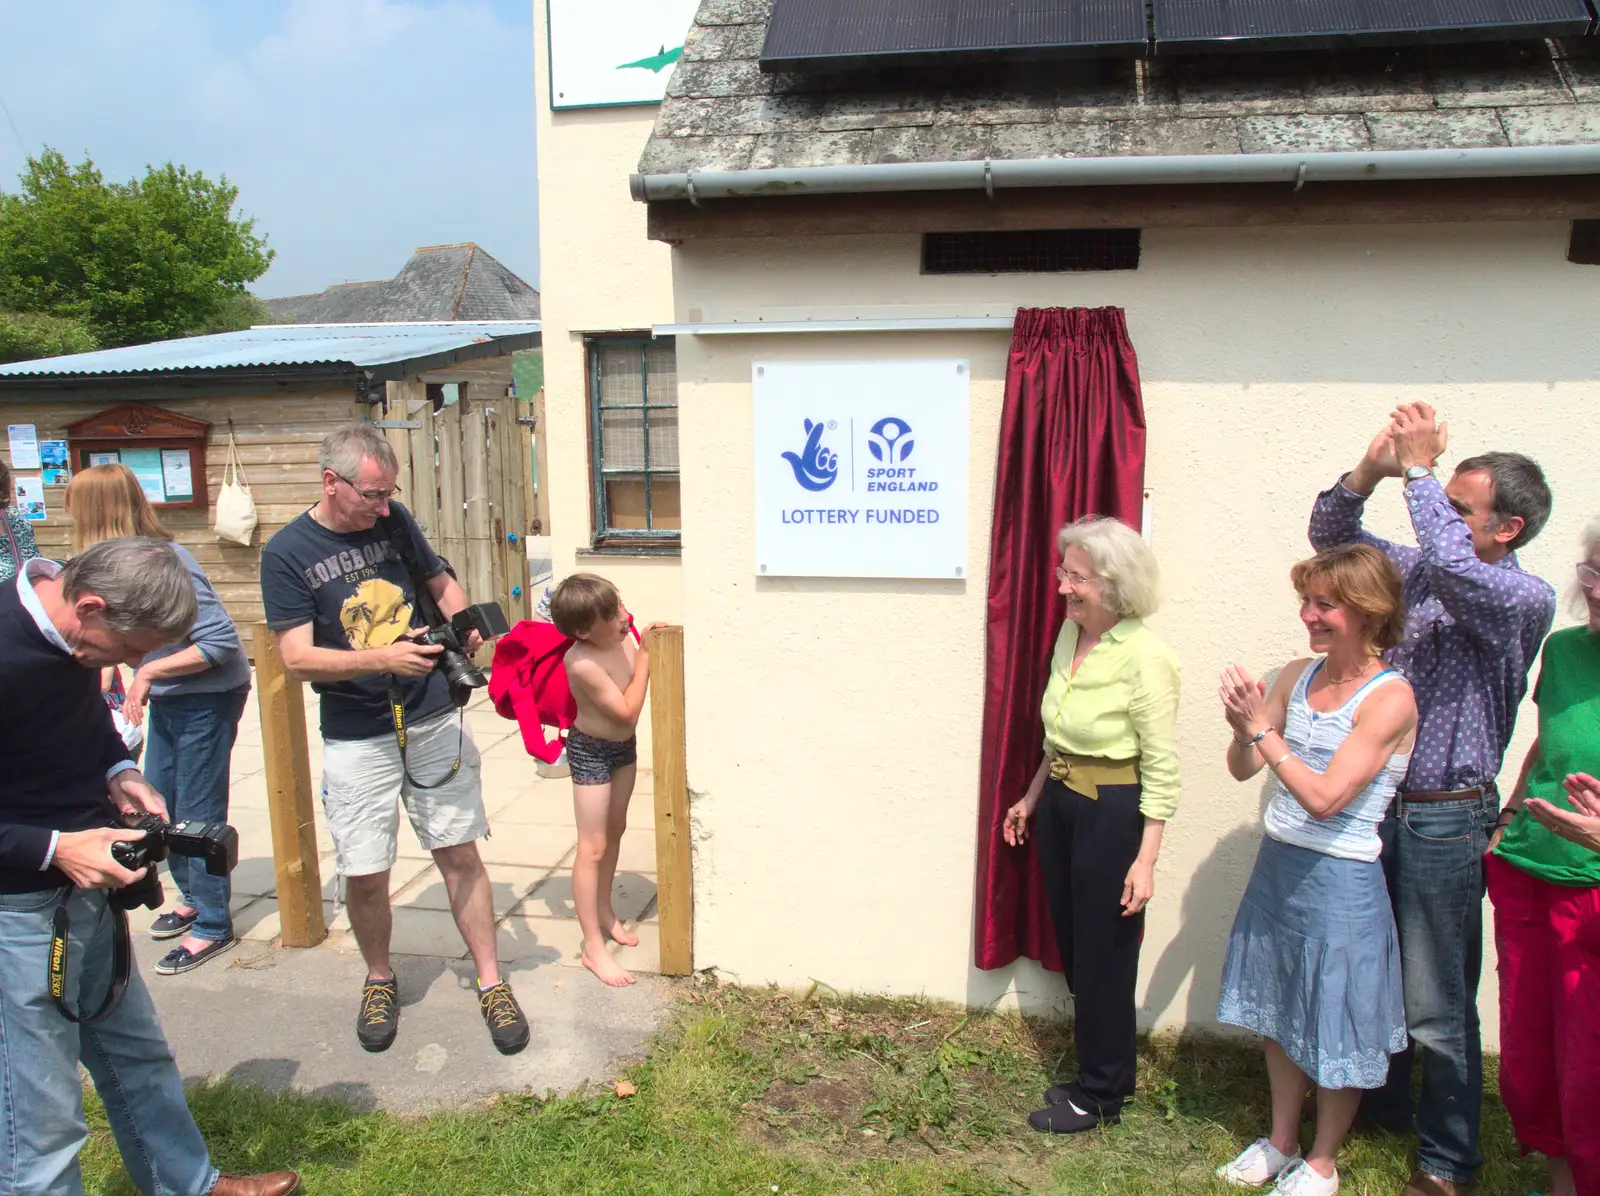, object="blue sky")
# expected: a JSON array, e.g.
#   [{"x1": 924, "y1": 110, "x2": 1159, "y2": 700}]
[{"x1": 0, "y1": 0, "x2": 539, "y2": 298}]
